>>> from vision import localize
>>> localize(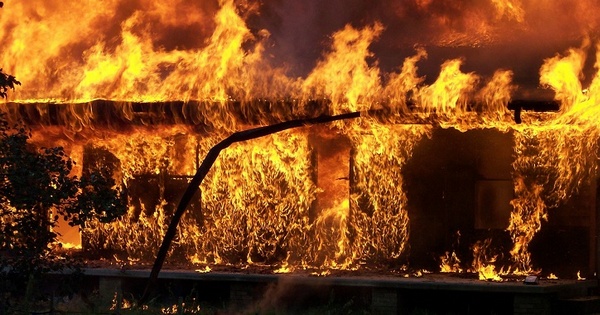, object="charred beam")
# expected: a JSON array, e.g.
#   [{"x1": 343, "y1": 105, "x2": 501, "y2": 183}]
[{"x1": 1, "y1": 99, "x2": 560, "y2": 128}]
